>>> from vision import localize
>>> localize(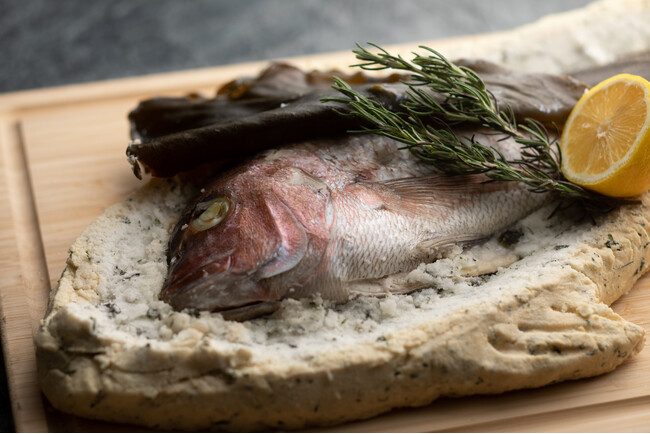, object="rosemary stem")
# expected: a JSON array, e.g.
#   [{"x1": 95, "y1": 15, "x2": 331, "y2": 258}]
[{"x1": 324, "y1": 43, "x2": 629, "y2": 213}]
